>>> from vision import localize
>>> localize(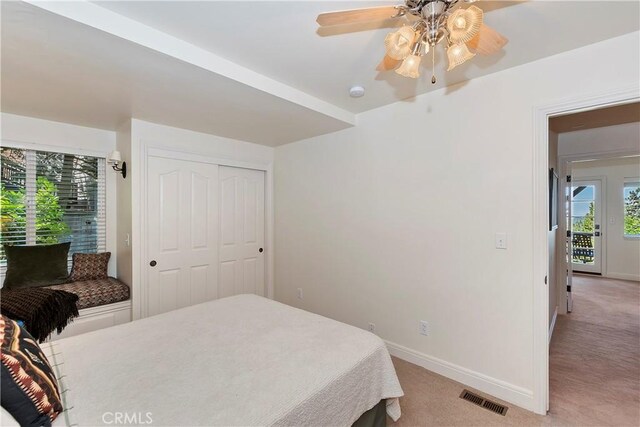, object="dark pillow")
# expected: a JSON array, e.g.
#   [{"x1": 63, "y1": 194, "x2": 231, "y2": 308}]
[
  {"x1": 2, "y1": 243, "x2": 70, "y2": 290},
  {"x1": 1, "y1": 315, "x2": 63, "y2": 426},
  {"x1": 69, "y1": 252, "x2": 111, "y2": 282}
]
